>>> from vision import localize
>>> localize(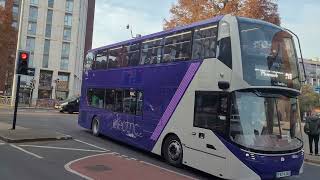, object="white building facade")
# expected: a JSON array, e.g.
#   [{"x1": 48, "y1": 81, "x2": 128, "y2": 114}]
[{"x1": 16, "y1": 0, "x2": 90, "y2": 105}]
